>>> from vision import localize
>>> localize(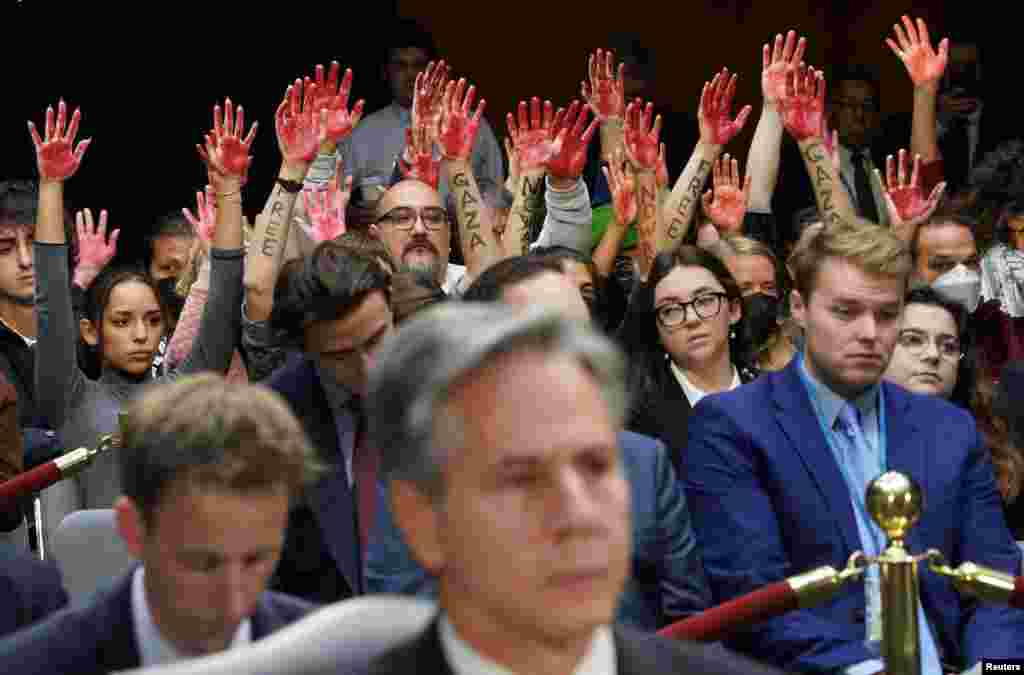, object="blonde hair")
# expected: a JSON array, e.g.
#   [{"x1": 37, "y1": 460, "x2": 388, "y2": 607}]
[
  {"x1": 708, "y1": 235, "x2": 780, "y2": 269},
  {"x1": 121, "y1": 374, "x2": 321, "y2": 520},
  {"x1": 789, "y1": 217, "x2": 911, "y2": 299}
]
